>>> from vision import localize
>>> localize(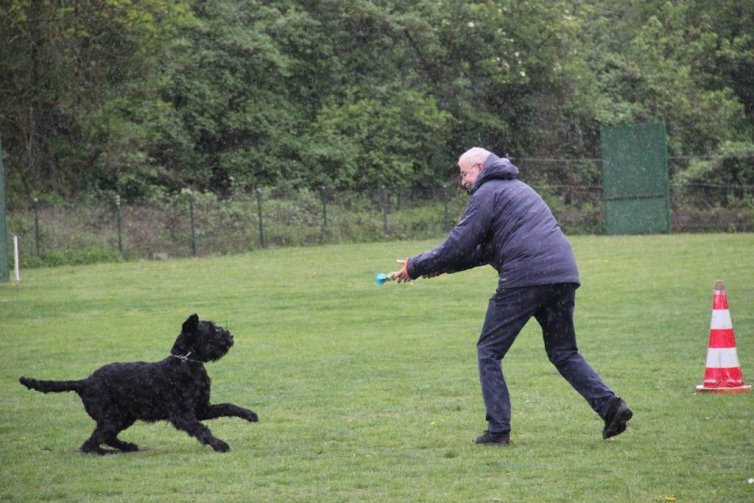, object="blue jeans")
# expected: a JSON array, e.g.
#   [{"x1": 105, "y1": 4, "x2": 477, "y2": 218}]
[{"x1": 477, "y1": 284, "x2": 616, "y2": 433}]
